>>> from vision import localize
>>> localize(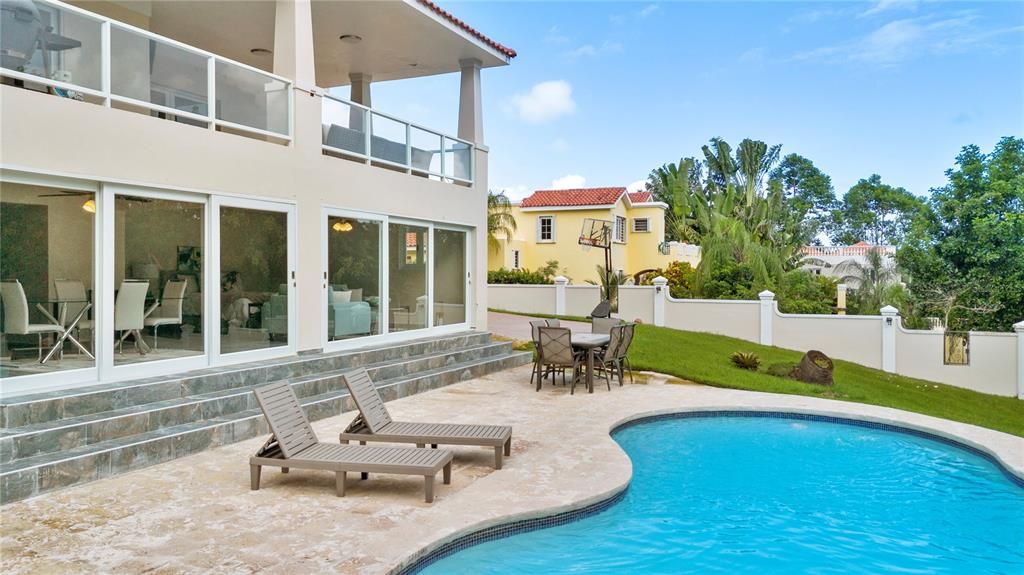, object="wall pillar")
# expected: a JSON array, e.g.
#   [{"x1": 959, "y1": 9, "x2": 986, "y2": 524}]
[
  {"x1": 273, "y1": 0, "x2": 315, "y2": 87},
  {"x1": 458, "y1": 58, "x2": 483, "y2": 144},
  {"x1": 758, "y1": 290, "x2": 775, "y2": 346},
  {"x1": 1015, "y1": 320, "x2": 1024, "y2": 400},
  {"x1": 348, "y1": 73, "x2": 372, "y2": 132},
  {"x1": 652, "y1": 276, "x2": 667, "y2": 327},
  {"x1": 836, "y1": 283, "x2": 847, "y2": 315},
  {"x1": 880, "y1": 305, "x2": 899, "y2": 373},
  {"x1": 554, "y1": 276, "x2": 568, "y2": 316}
]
